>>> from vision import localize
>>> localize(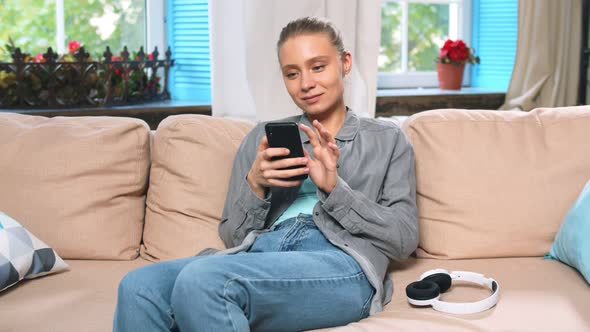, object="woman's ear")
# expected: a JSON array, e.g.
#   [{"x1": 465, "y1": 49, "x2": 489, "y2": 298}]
[{"x1": 341, "y1": 51, "x2": 352, "y2": 77}]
